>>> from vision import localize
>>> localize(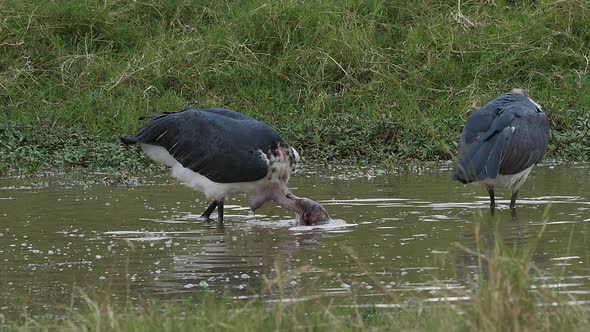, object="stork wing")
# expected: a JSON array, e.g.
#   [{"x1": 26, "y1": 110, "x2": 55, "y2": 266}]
[
  {"x1": 453, "y1": 126, "x2": 513, "y2": 183},
  {"x1": 452, "y1": 96, "x2": 548, "y2": 183},
  {"x1": 499, "y1": 112, "x2": 549, "y2": 175},
  {"x1": 124, "y1": 109, "x2": 285, "y2": 183}
]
